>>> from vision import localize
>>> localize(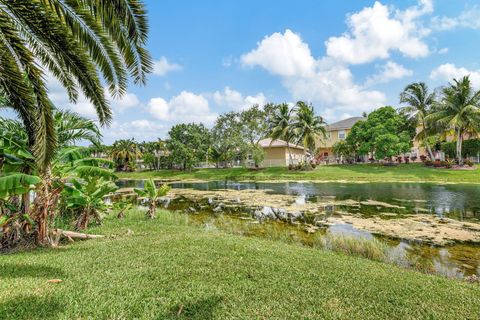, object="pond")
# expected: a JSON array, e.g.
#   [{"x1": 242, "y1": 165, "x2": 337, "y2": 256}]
[
  {"x1": 118, "y1": 180, "x2": 480, "y2": 221},
  {"x1": 117, "y1": 179, "x2": 480, "y2": 278}
]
